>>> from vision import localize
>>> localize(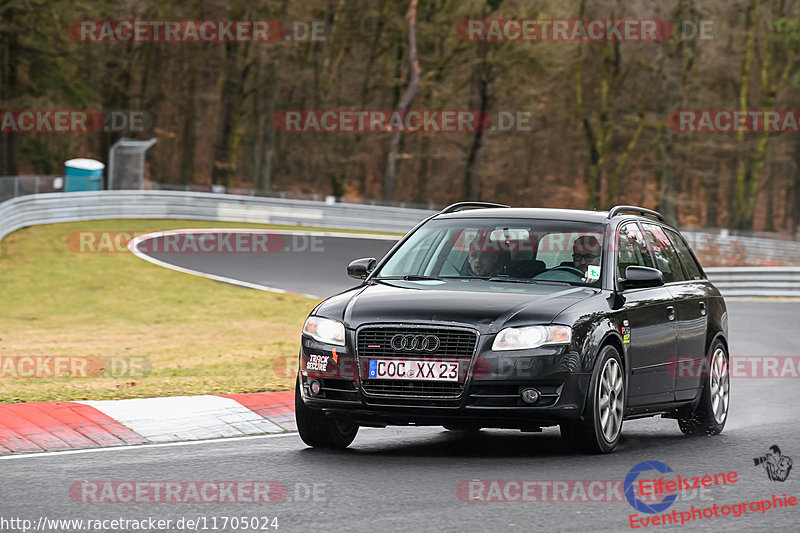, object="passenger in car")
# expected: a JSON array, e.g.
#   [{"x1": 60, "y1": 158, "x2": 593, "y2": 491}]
[{"x1": 467, "y1": 241, "x2": 503, "y2": 277}]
